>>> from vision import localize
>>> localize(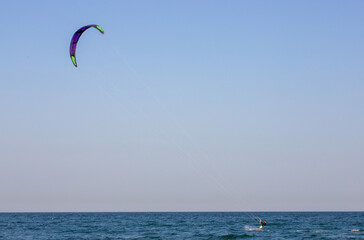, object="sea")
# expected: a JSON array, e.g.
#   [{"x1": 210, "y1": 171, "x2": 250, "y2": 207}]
[{"x1": 0, "y1": 212, "x2": 363, "y2": 239}]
